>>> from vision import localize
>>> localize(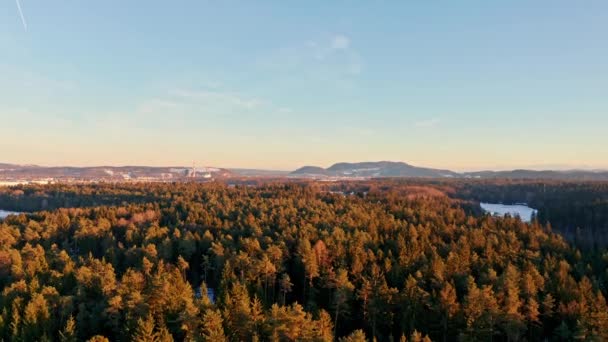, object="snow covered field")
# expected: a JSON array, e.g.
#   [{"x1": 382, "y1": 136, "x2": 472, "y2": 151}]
[{"x1": 480, "y1": 203, "x2": 538, "y2": 223}]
